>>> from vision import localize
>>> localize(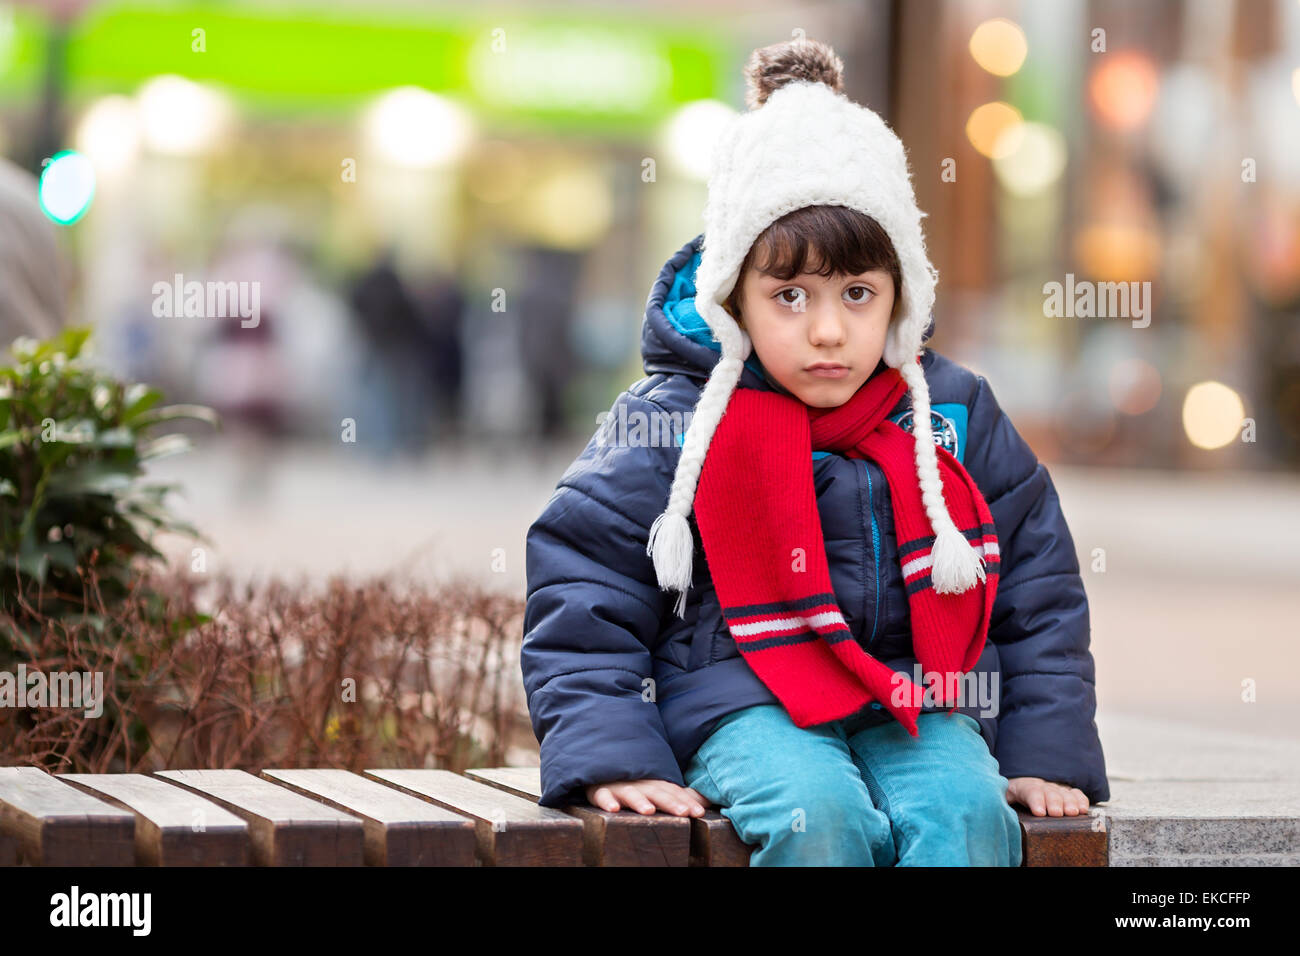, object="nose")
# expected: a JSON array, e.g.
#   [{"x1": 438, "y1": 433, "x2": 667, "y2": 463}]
[{"x1": 807, "y1": 301, "x2": 847, "y2": 348}]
